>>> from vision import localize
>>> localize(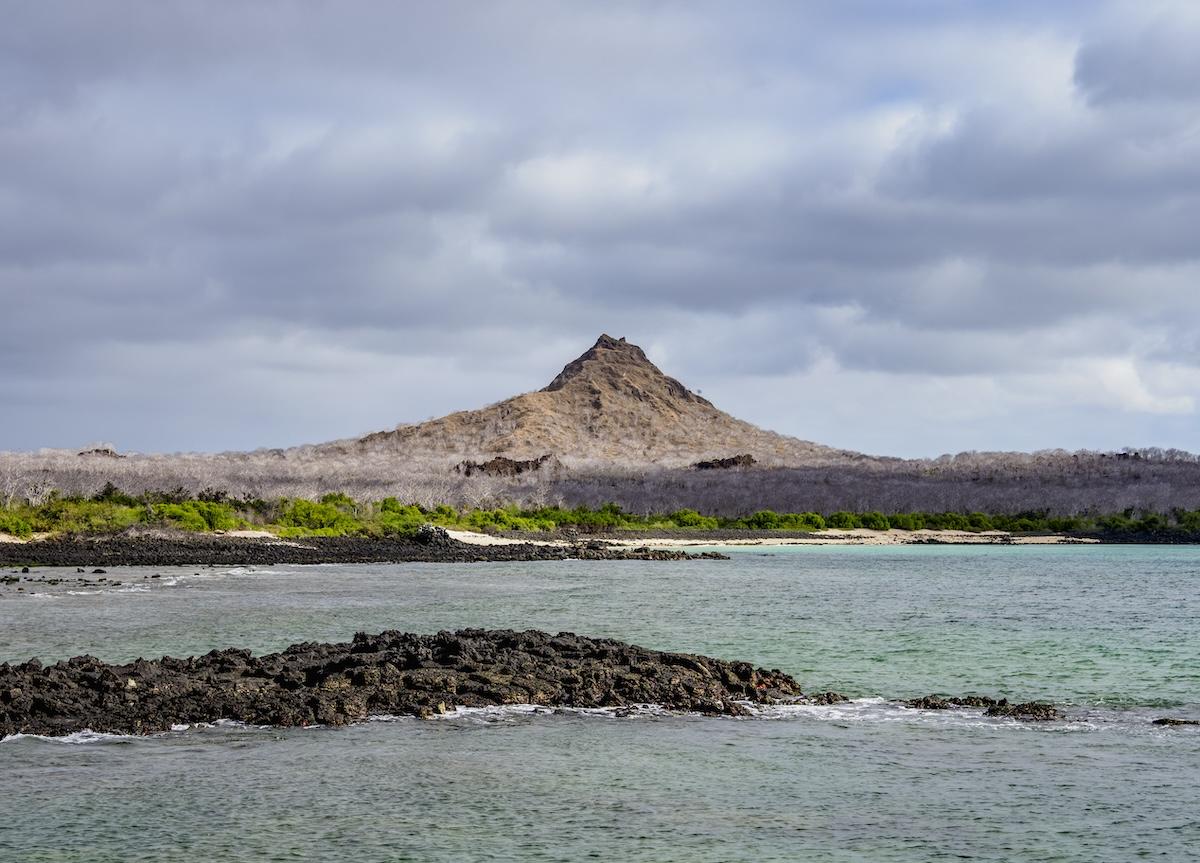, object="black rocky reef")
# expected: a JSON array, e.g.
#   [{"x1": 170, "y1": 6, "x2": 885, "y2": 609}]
[
  {"x1": 0, "y1": 530, "x2": 726, "y2": 568},
  {"x1": 904, "y1": 694, "x2": 1061, "y2": 721},
  {"x1": 0, "y1": 629, "x2": 802, "y2": 737}
]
